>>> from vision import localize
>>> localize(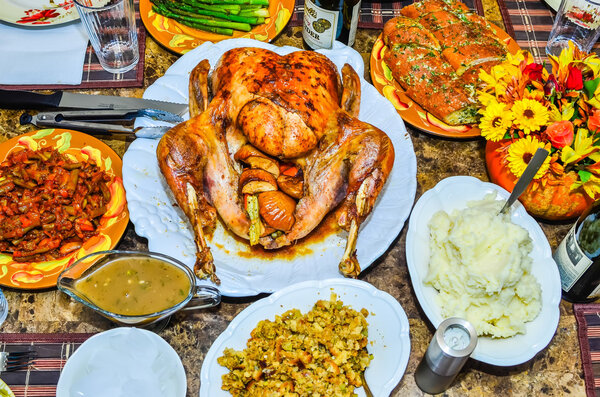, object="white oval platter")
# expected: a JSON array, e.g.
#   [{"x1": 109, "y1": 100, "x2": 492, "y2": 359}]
[
  {"x1": 123, "y1": 38, "x2": 417, "y2": 297},
  {"x1": 405, "y1": 175, "x2": 562, "y2": 366}
]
